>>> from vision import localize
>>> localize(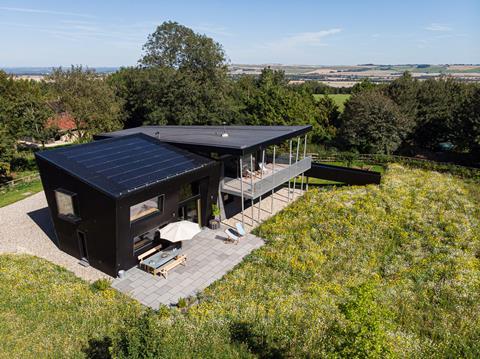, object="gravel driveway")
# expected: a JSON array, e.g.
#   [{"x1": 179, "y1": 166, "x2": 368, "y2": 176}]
[{"x1": 0, "y1": 191, "x2": 108, "y2": 281}]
